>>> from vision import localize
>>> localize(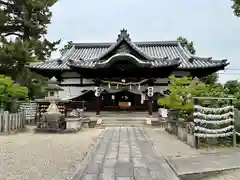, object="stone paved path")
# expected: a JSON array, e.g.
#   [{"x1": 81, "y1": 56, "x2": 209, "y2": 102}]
[{"x1": 73, "y1": 127, "x2": 179, "y2": 180}]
